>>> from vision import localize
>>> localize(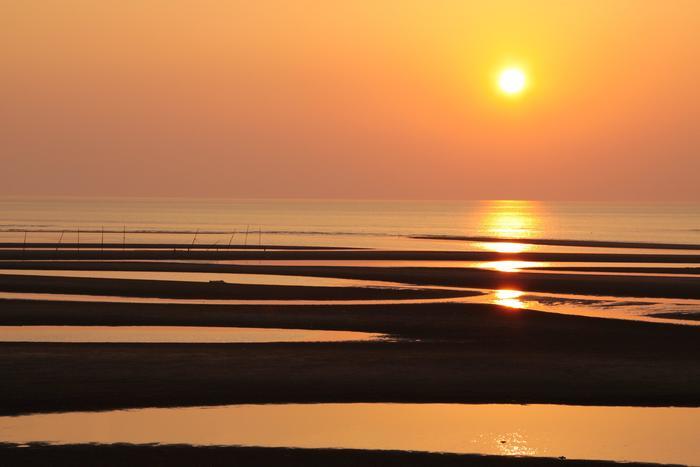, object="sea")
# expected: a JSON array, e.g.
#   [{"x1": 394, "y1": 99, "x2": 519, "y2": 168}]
[{"x1": 1, "y1": 197, "x2": 698, "y2": 252}]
